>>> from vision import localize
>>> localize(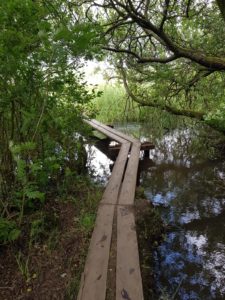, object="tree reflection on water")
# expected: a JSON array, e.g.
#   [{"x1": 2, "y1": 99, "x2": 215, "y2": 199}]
[{"x1": 115, "y1": 114, "x2": 225, "y2": 299}]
